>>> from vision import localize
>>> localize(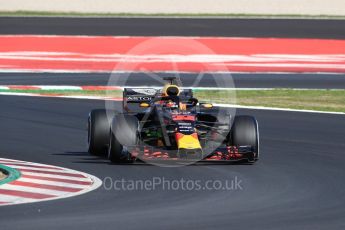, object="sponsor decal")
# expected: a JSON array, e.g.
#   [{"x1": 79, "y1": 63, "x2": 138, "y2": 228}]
[{"x1": 126, "y1": 96, "x2": 153, "y2": 101}]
